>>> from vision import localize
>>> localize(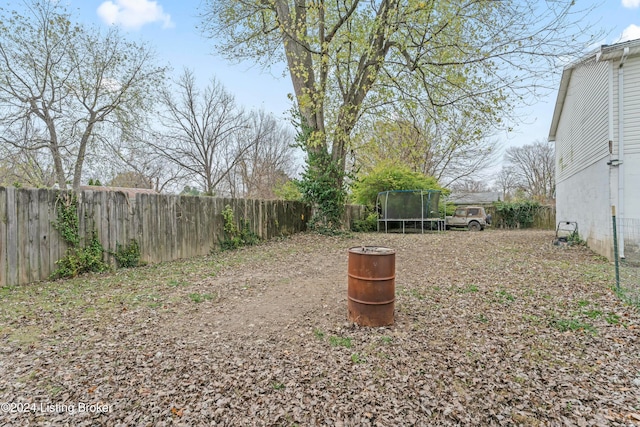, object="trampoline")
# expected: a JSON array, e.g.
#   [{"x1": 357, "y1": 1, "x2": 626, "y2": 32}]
[{"x1": 376, "y1": 189, "x2": 444, "y2": 233}]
